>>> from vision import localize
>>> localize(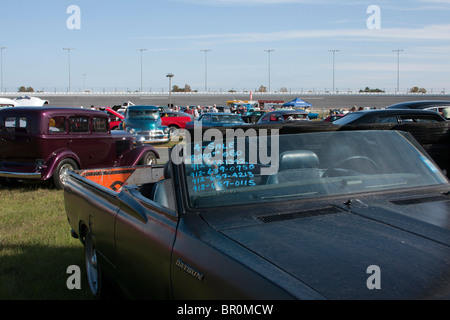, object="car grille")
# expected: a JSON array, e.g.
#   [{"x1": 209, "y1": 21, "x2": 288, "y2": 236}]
[{"x1": 136, "y1": 130, "x2": 165, "y2": 135}]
